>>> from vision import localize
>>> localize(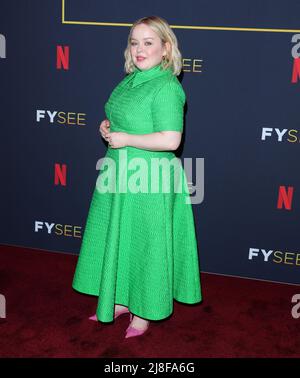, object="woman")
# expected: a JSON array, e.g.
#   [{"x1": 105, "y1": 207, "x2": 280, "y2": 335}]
[{"x1": 72, "y1": 15, "x2": 202, "y2": 339}]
